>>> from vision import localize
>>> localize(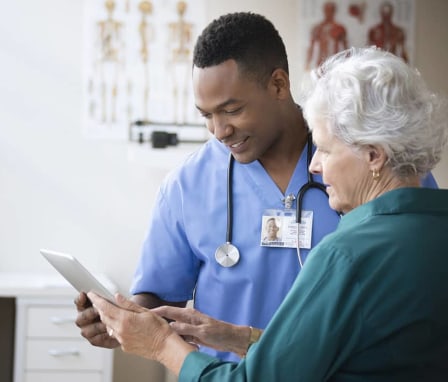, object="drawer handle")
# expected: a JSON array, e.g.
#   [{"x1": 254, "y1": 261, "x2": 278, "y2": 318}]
[
  {"x1": 48, "y1": 348, "x2": 80, "y2": 357},
  {"x1": 50, "y1": 316, "x2": 76, "y2": 325}
]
